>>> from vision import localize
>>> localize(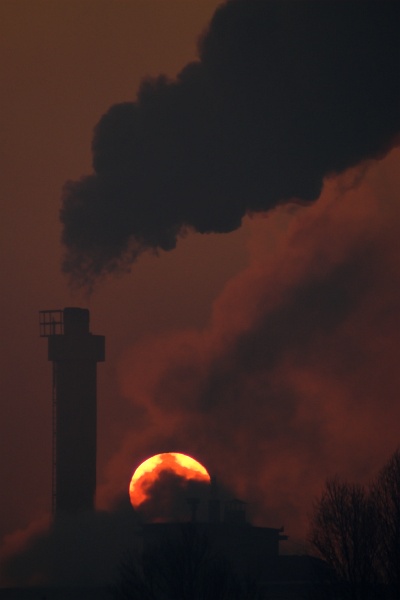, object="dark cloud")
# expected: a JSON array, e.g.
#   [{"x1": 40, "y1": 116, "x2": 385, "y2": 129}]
[{"x1": 60, "y1": 0, "x2": 400, "y2": 286}]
